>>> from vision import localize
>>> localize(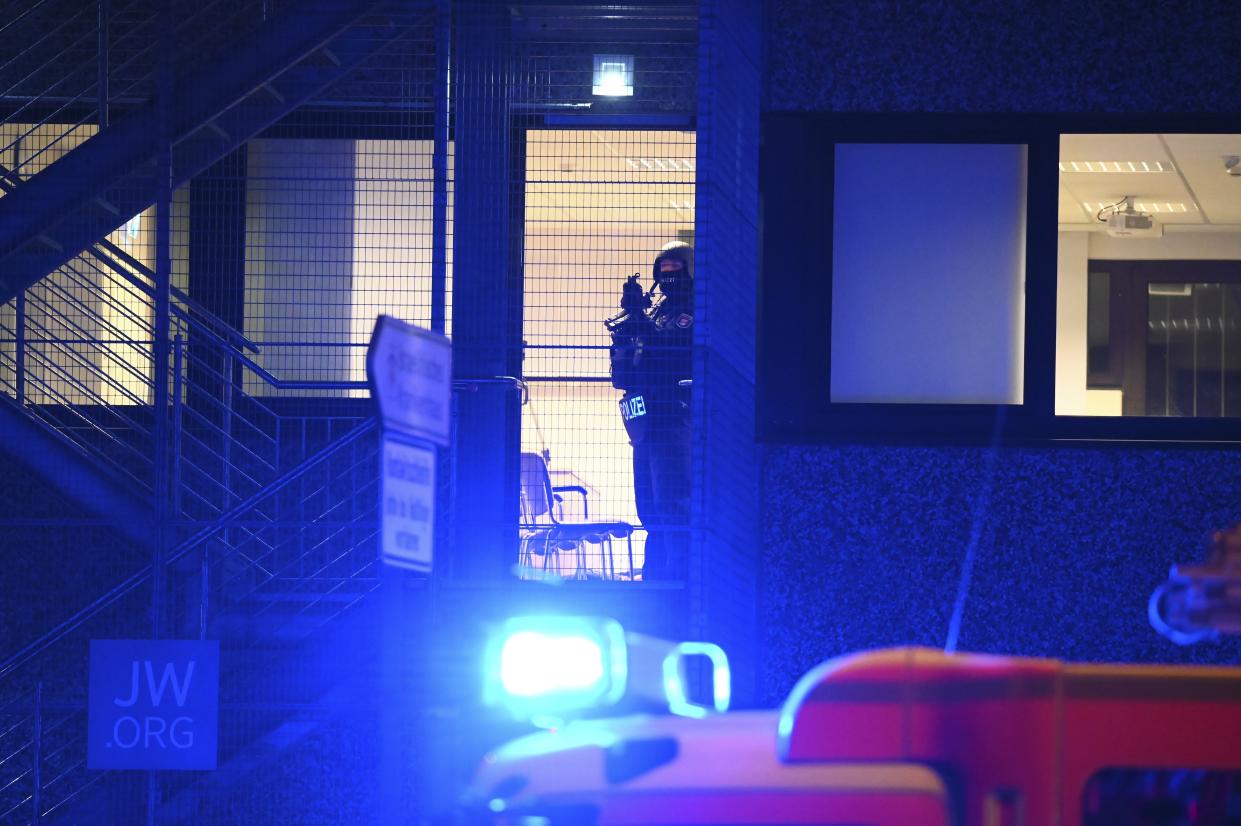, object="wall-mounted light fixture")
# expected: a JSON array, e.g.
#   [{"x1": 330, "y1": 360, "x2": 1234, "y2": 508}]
[{"x1": 593, "y1": 54, "x2": 633, "y2": 97}]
